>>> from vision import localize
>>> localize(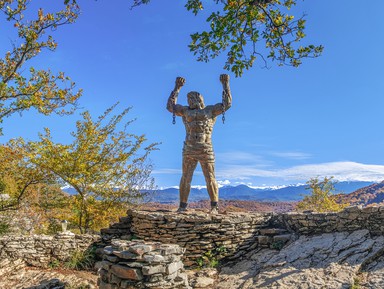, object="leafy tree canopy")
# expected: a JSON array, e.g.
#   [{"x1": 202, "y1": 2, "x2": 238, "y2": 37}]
[
  {"x1": 18, "y1": 103, "x2": 157, "y2": 233},
  {"x1": 131, "y1": 0, "x2": 323, "y2": 76},
  {"x1": 0, "y1": 0, "x2": 82, "y2": 134},
  {"x1": 63, "y1": 0, "x2": 323, "y2": 76},
  {"x1": 0, "y1": 143, "x2": 57, "y2": 211}
]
